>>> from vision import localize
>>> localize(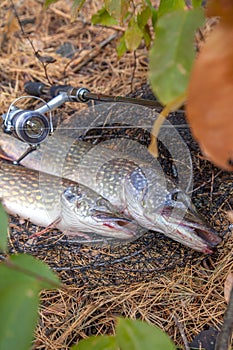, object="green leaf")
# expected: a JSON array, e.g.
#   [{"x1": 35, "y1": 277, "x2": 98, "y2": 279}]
[
  {"x1": 104, "y1": 0, "x2": 129, "y2": 23},
  {"x1": 7, "y1": 254, "x2": 60, "y2": 289},
  {"x1": 151, "y1": 10, "x2": 158, "y2": 30},
  {"x1": 142, "y1": 24, "x2": 152, "y2": 48},
  {"x1": 144, "y1": 0, "x2": 158, "y2": 29},
  {"x1": 125, "y1": 19, "x2": 143, "y2": 51},
  {"x1": 91, "y1": 7, "x2": 118, "y2": 26},
  {"x1": 0, "y1": 282, "x2": 39, "y2": 350},
  {"x1": 43, "y1": 0, "x2": 58, "y2": 8},
  {"x1": 137, "y1": 6, "x2": 151, "y2": 29},
  {"x1": 0, "y1": 254, "x2": 60, "y2": 350},
  {"x1": 116, "y1": 318, "x2": 176, "y2": 350},
  {"x1": 117, "y1": 34, "x2": 127, "y2": 58},
  {"x1": 0, "y1": 203, "x2": 9, "y2": 253},
  {"x1": 149, "y1": 8, "x2": 205, "y2": 105},
  {"x1": 71, "y1": 335, "x2": 118, "y2": 350},
  {"x1": 192, "y1": 0, "x2": 203, "y2": 7},
  {"x1": 158, "y1": 0, "x2": 186, "y2": 17},
  {"x1": 137, "y1": 7, "x2": 152, "y2": 48}
]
